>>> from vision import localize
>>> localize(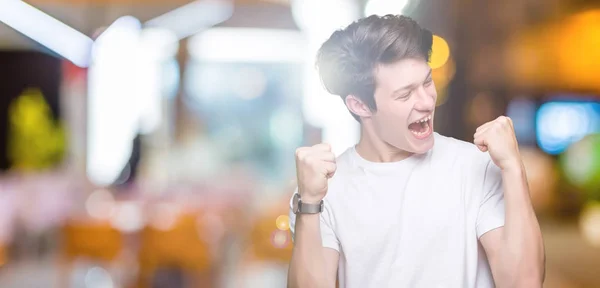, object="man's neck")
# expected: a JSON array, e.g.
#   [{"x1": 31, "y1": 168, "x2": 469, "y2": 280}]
[{"x1": 355, "y1": 125, "x2": 413, "y2": 163}]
